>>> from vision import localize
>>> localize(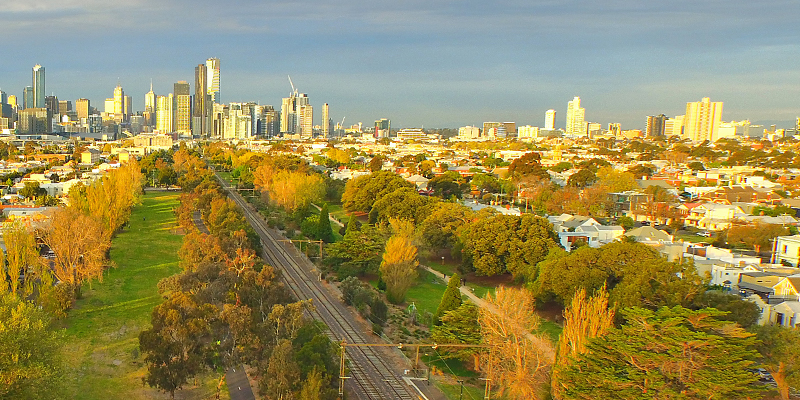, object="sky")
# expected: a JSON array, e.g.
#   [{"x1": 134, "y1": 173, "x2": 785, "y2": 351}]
[{"x1": 1, "y1": 0, "x2": 799, "y2": 129}]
